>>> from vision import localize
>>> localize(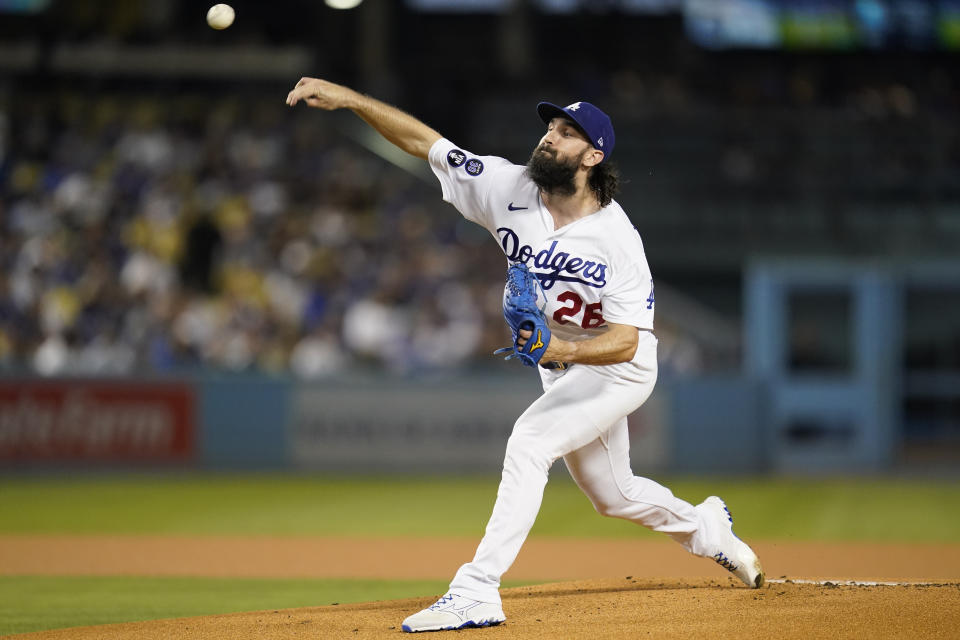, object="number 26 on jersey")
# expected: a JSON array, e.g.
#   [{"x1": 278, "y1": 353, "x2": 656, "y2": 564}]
[{"x1": 553, "y1": 291, "x2": 605, "y2": 329}]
